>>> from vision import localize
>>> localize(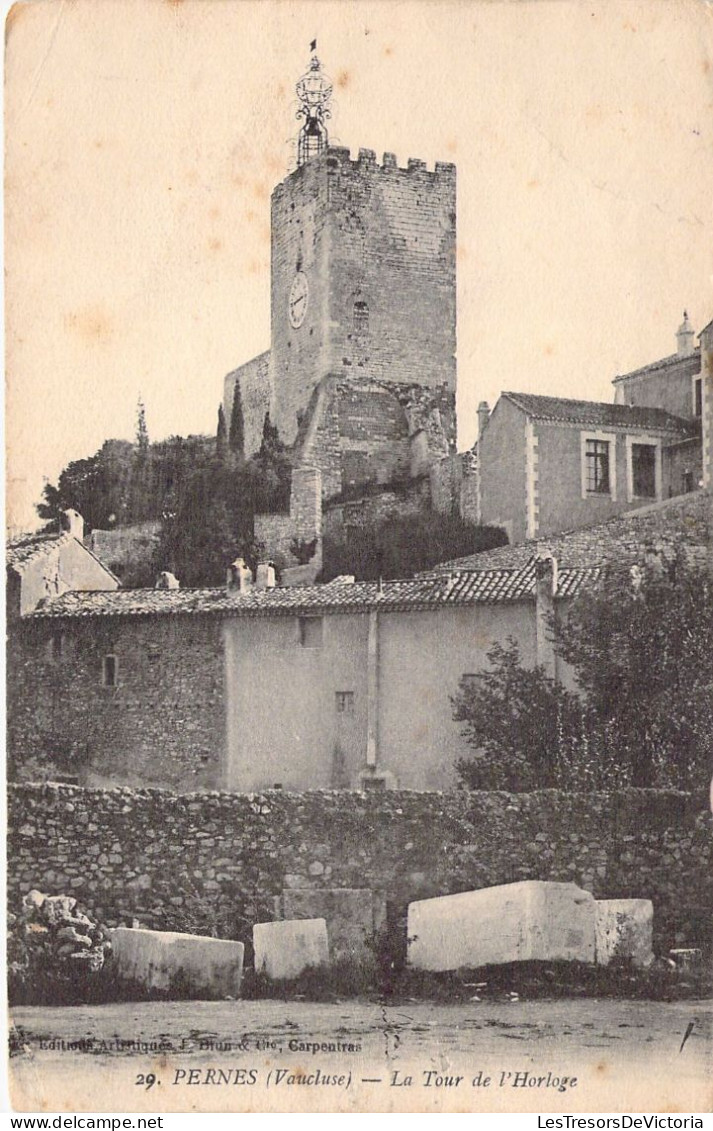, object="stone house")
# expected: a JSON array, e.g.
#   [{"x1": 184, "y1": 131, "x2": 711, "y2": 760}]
[
  {"x1": 6, "y1": 510, "x2": 119, "y2": 618},
  {"x1": 7, "y1": 559, "x2": 594, "y2": 794},
  {"x1": 478, "y1": 392, "x2": 695, "y2": 544},
  {"x1": 473, "y1": 314, "x2": 712, "y2": 544}
]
